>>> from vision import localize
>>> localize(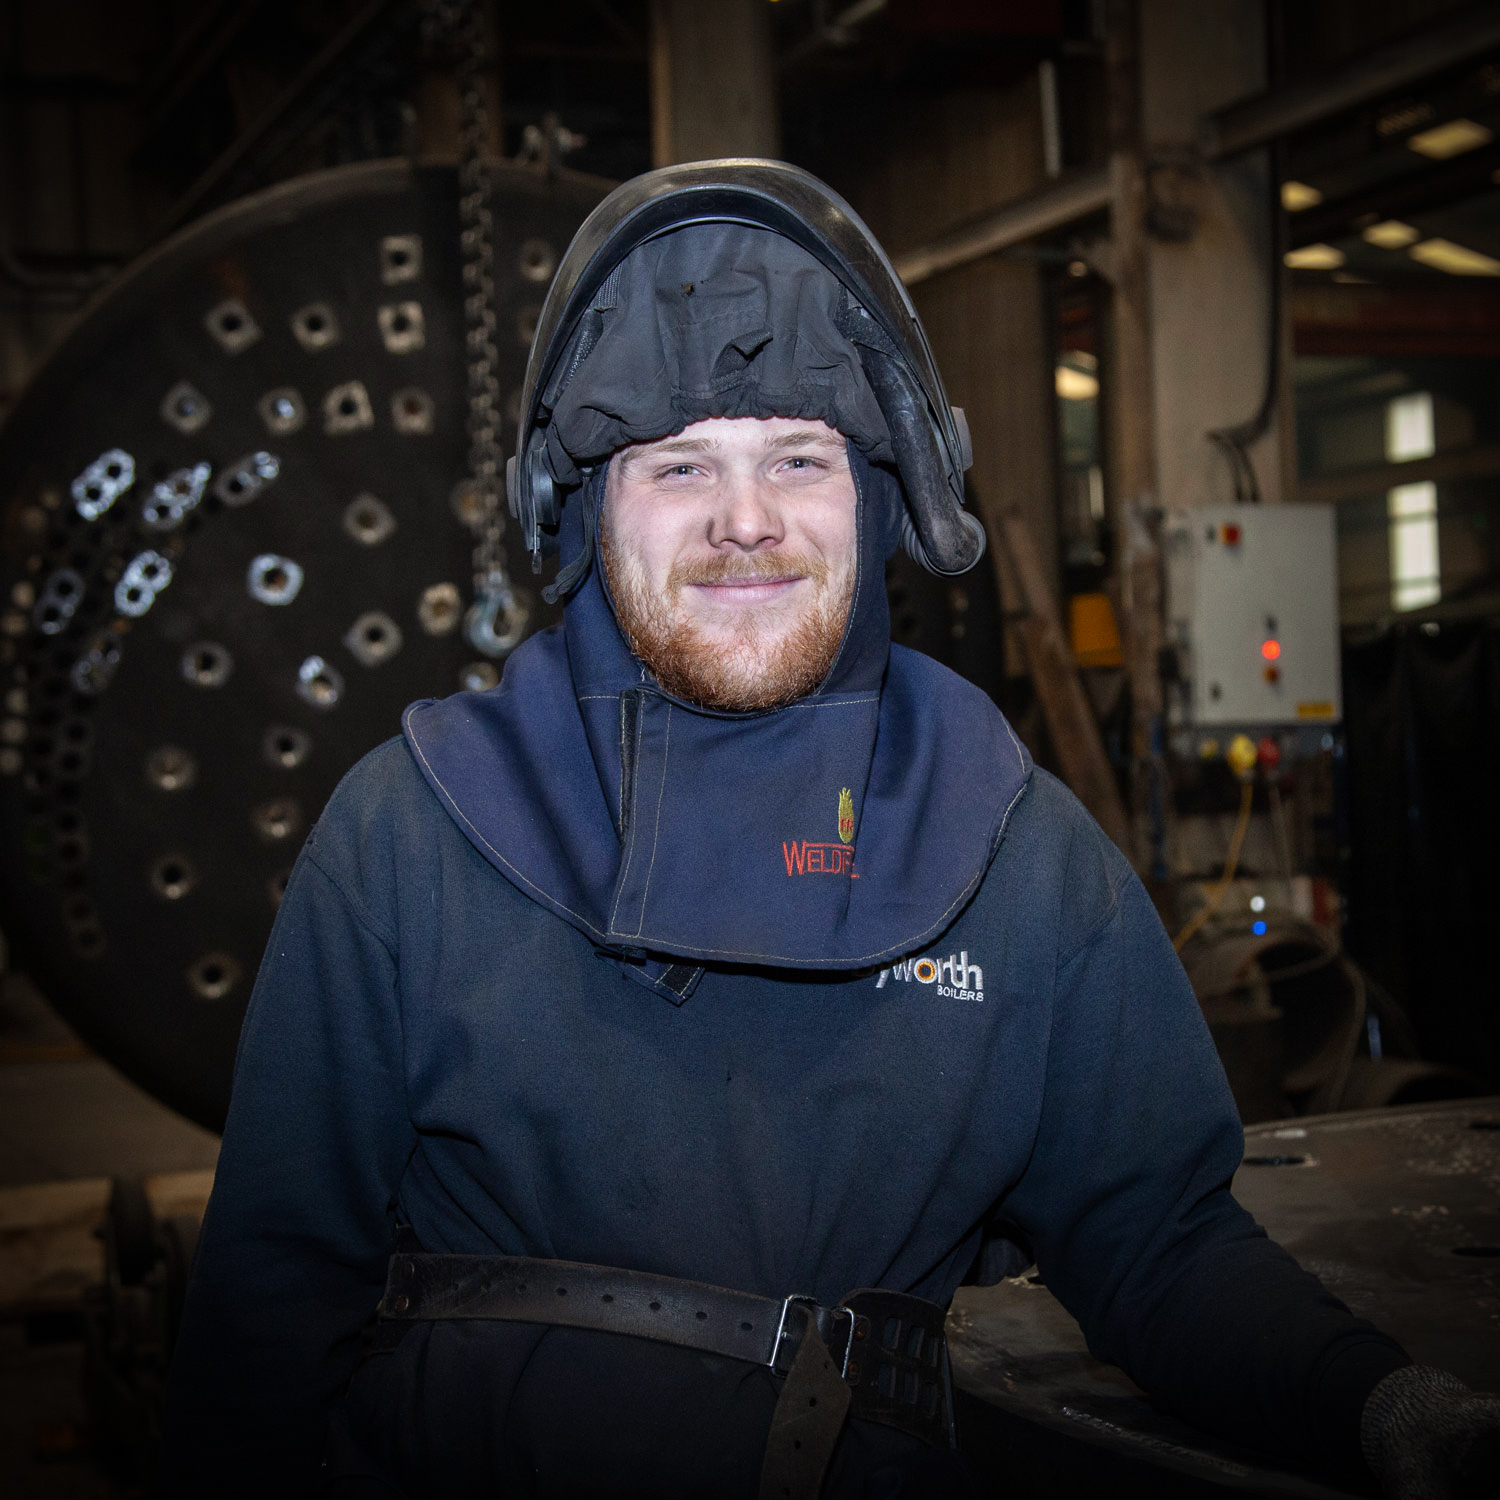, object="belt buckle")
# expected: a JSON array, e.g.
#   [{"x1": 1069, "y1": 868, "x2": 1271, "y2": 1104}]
[{"x1": 770, "y1": 1295, "x2": 857, "y2": 1378}]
